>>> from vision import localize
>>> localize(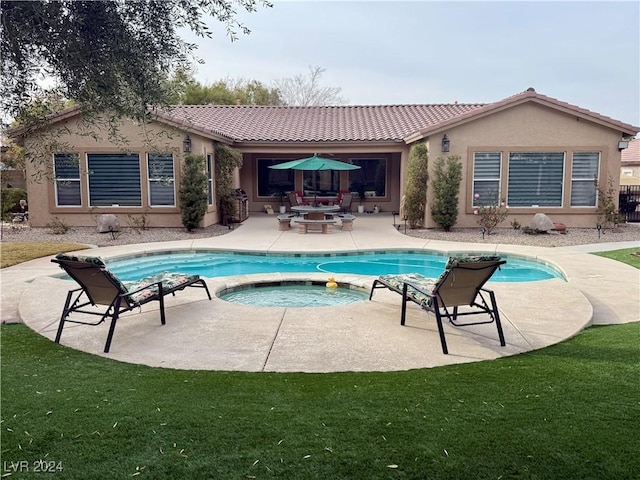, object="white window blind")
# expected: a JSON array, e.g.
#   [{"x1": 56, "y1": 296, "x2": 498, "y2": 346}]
[
  {"x1": 88, "y1": 153, "x2": 141, "y2": 206},
  {"x1": 54, "y1": 153, "x2": 81, "y2": 206},
  {"x1": 147, "y1": 154, "x2": 175, "y2": 206},
  {"x1": 570, "y1": 152, "x2": 599, "y2": 207},
  {"x1": 472, "y1": 152, "x2": 501, "y2": 206},
  {"x1": 508, "y1": 152, "x2": 564, "y2": 207}
]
